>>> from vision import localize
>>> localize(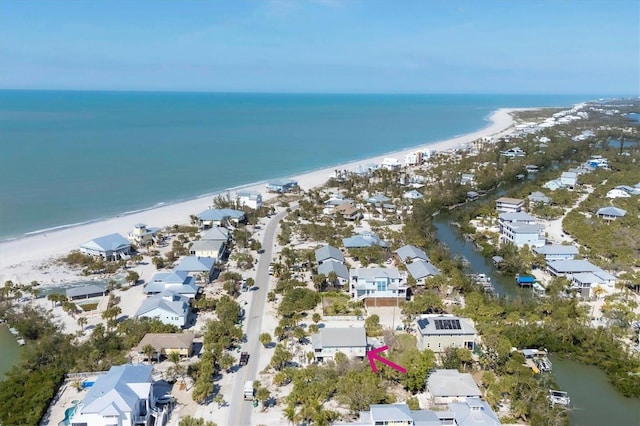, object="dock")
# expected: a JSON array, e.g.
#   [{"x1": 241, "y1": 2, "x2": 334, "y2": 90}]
[{"x1": 521, "y1": 348, "x2": 552, "y2": 373}]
